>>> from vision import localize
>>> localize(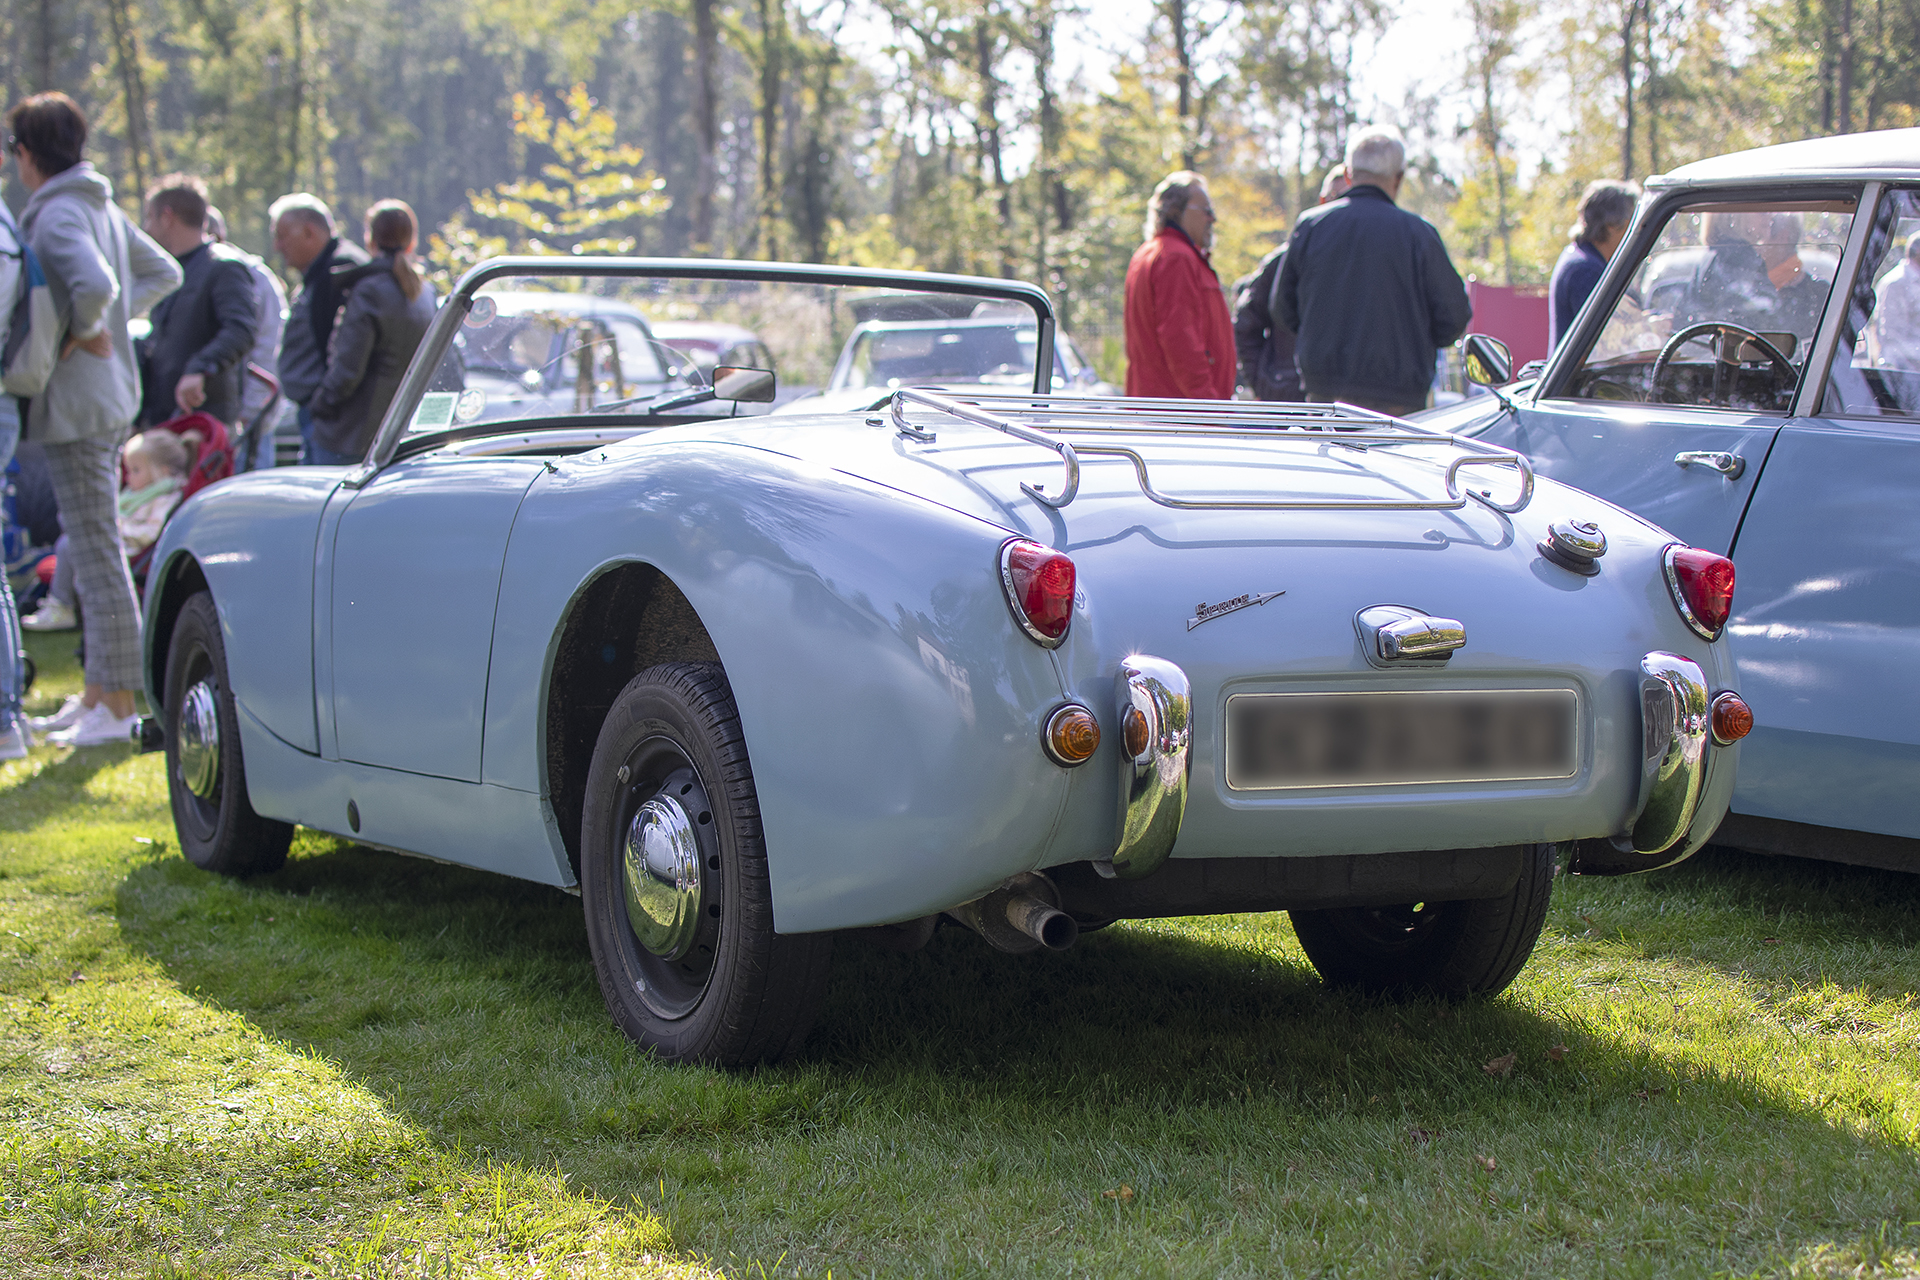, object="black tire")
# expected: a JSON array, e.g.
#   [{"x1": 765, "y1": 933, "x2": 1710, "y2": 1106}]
[
  {"x1": 580, "y1": 661, "x2": 833, "y2": 1066},
  {"x1": 1289, "y1": 844, "x2": 1556, "y2": 997},
  {"x1": 164, "y1": 592, "x2": 293, "y2": 876}
]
